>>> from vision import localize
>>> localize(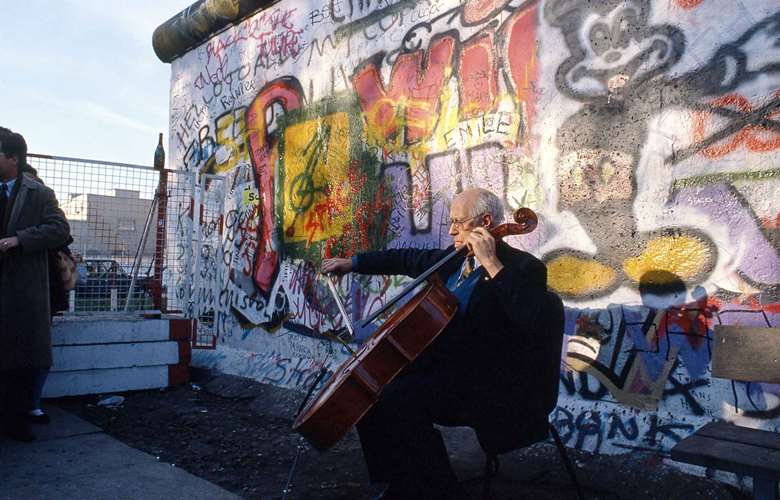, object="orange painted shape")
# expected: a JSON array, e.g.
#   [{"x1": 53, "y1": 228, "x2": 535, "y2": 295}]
[
  {"x1": 691, "y1": 93, "x2": 780, "y2": 157},
  {"x1": 745, "y1": 90, "x2": 780, "y2": 152},
  {"x1": 504, "y1": 4, "x2": 539, "y2": 140},
  {"x1": 673, "y1": 0, "x2": 704, "y2": 8},
  {"x1": 459, "y1": 32, "x2": 498, "y2": 120},
  {"x1": 246, "y1": 78, "x2": 304, "y2": 293},
  {"x1": 463, "y1": 0, "x2": 511, "y2": 24},
  {"x1": 352, "y1": 35, "x2": 456, "y2": 145}
]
